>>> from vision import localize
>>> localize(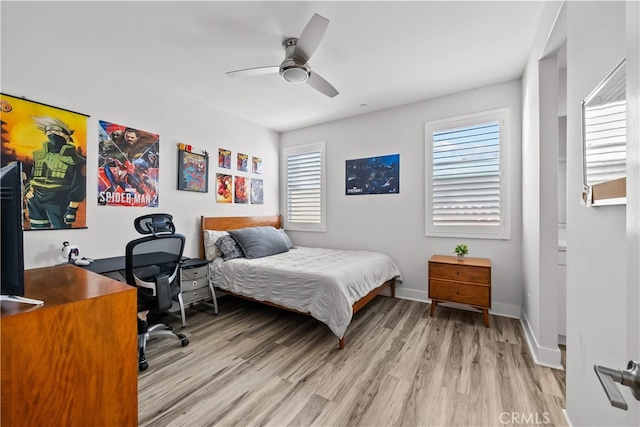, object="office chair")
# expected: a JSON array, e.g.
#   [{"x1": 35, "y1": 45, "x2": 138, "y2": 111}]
[{"x1": 126, "y1": 213, "x2": 189, "y2": 371}]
